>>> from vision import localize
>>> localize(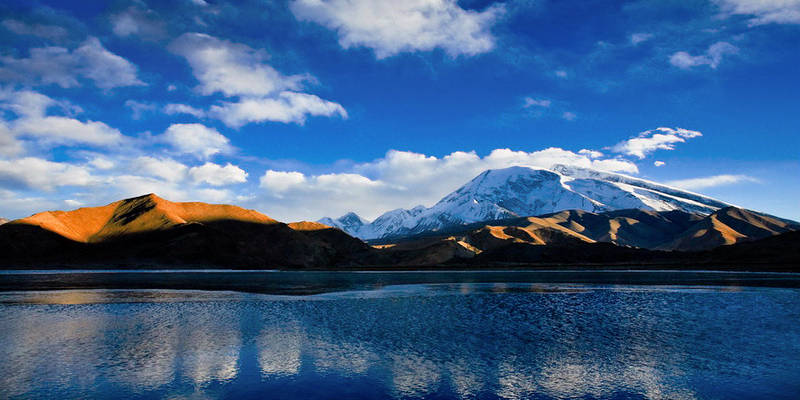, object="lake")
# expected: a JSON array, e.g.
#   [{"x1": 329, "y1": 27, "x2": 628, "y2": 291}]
[{"x1": 1, "y1": 271, "x2": 799, "y2": 399}]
